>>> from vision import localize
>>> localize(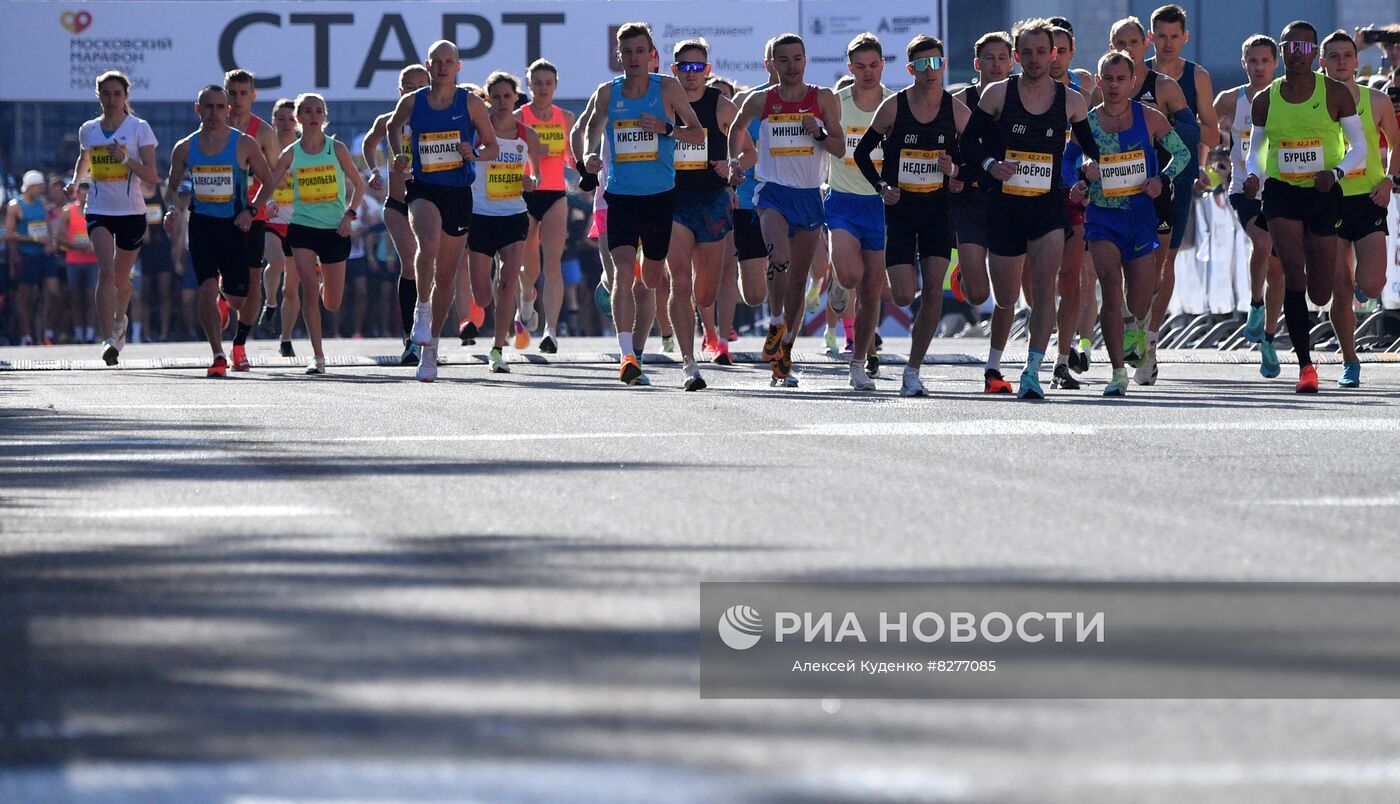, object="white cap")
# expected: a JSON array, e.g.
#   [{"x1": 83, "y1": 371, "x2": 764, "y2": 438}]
[{"x1": 21, "y1": 170, "x2": 45, "y2": 190}]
